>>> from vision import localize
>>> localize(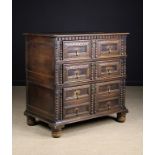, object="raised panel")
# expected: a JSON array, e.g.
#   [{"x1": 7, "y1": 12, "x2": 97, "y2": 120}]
[
  {"x1": 63, "y1": 103, "x2": 90, "y2": 119},
  {"x1": 95, "y1": 97, "x2": 122, "y2": 114},
  {"x1": 63, "y1": 85, "x2": 91, "y2": 102},
  {"x1": 64, "y1": 98, "x2": 90, "y2": 107},
  {"x1": 96, "y1": 80, "x2": 121, "y2": 98},
  {"x1": 96, "y1": 39, "x2": 123, "y2": 58},
  {"x1": 96, "y1": 60, "x2": 121, "y2": 79},
  {"x1": 27, "y1": 82, "x2": 55, "y2": 119},
  {"x1": 27, "y1": 37, "x2": 54, "y2": 75},
  {"x1": 63, "y1": 40, "x2": 91, "y2": 60},
  {"x1": 63, "y1": 63, "x2": 92, "y2": 83}
]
